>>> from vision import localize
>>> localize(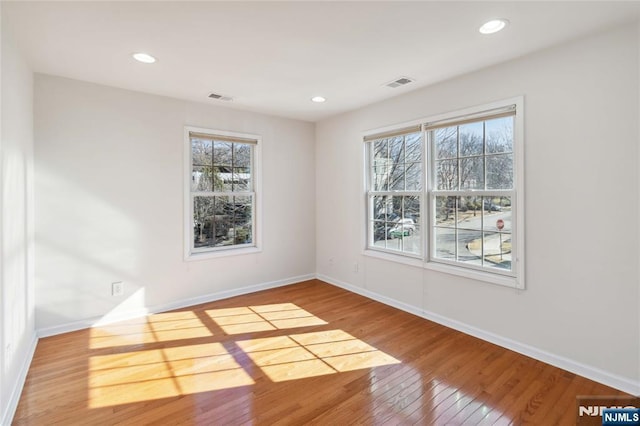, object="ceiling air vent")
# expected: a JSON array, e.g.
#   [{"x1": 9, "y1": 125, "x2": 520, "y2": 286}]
[
  {"x1": 385, "y1": 77, "x2": 414, "y2": 88},
  {"x1": 208, "y1": 92, "x2": 233, "y2": 101}
]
